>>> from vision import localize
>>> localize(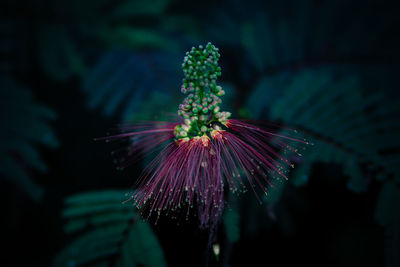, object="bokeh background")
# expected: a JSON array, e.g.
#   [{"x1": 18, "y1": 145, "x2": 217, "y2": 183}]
[{"x1": 1, "y1": 0, "x2": 399, "y2": 266}]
